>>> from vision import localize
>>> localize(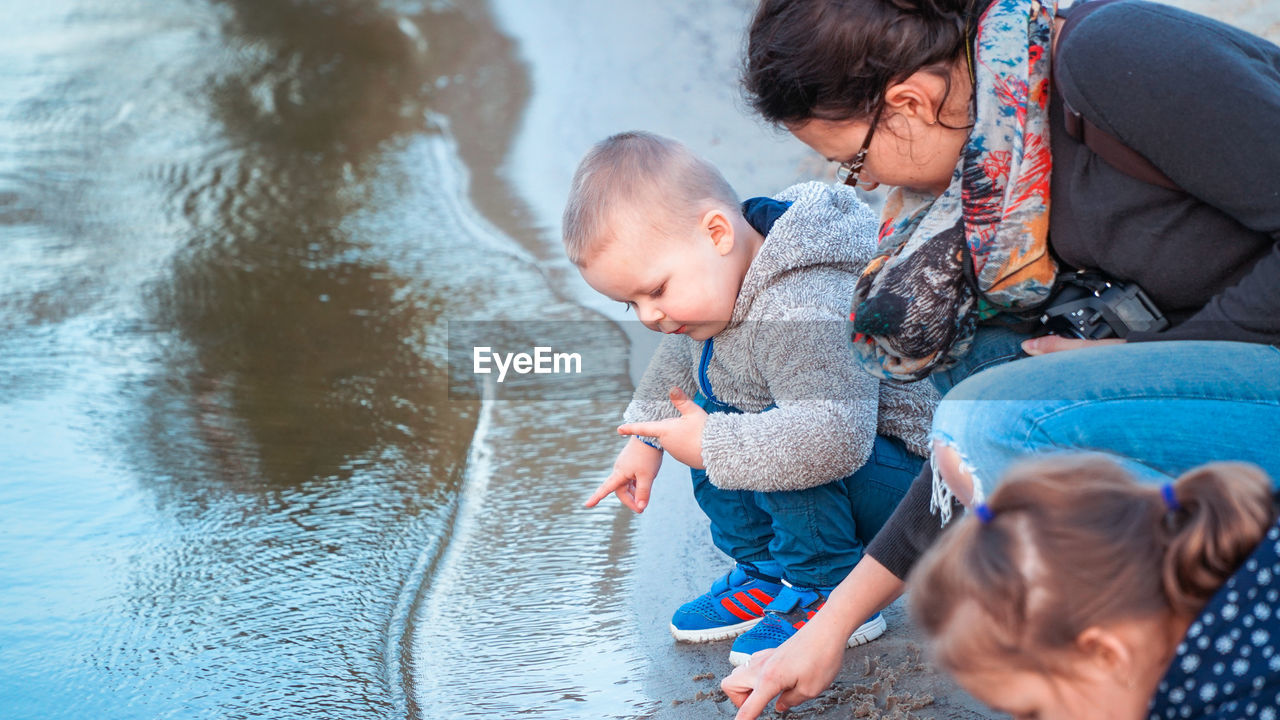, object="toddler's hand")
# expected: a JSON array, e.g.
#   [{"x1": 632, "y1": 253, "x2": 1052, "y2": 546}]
[
  {"x1": 616, "y1": 387, "x2": 707, "y2": 469},
  {"x1": 584, "y1": 437, "x2": 663, "y2": 513}
]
